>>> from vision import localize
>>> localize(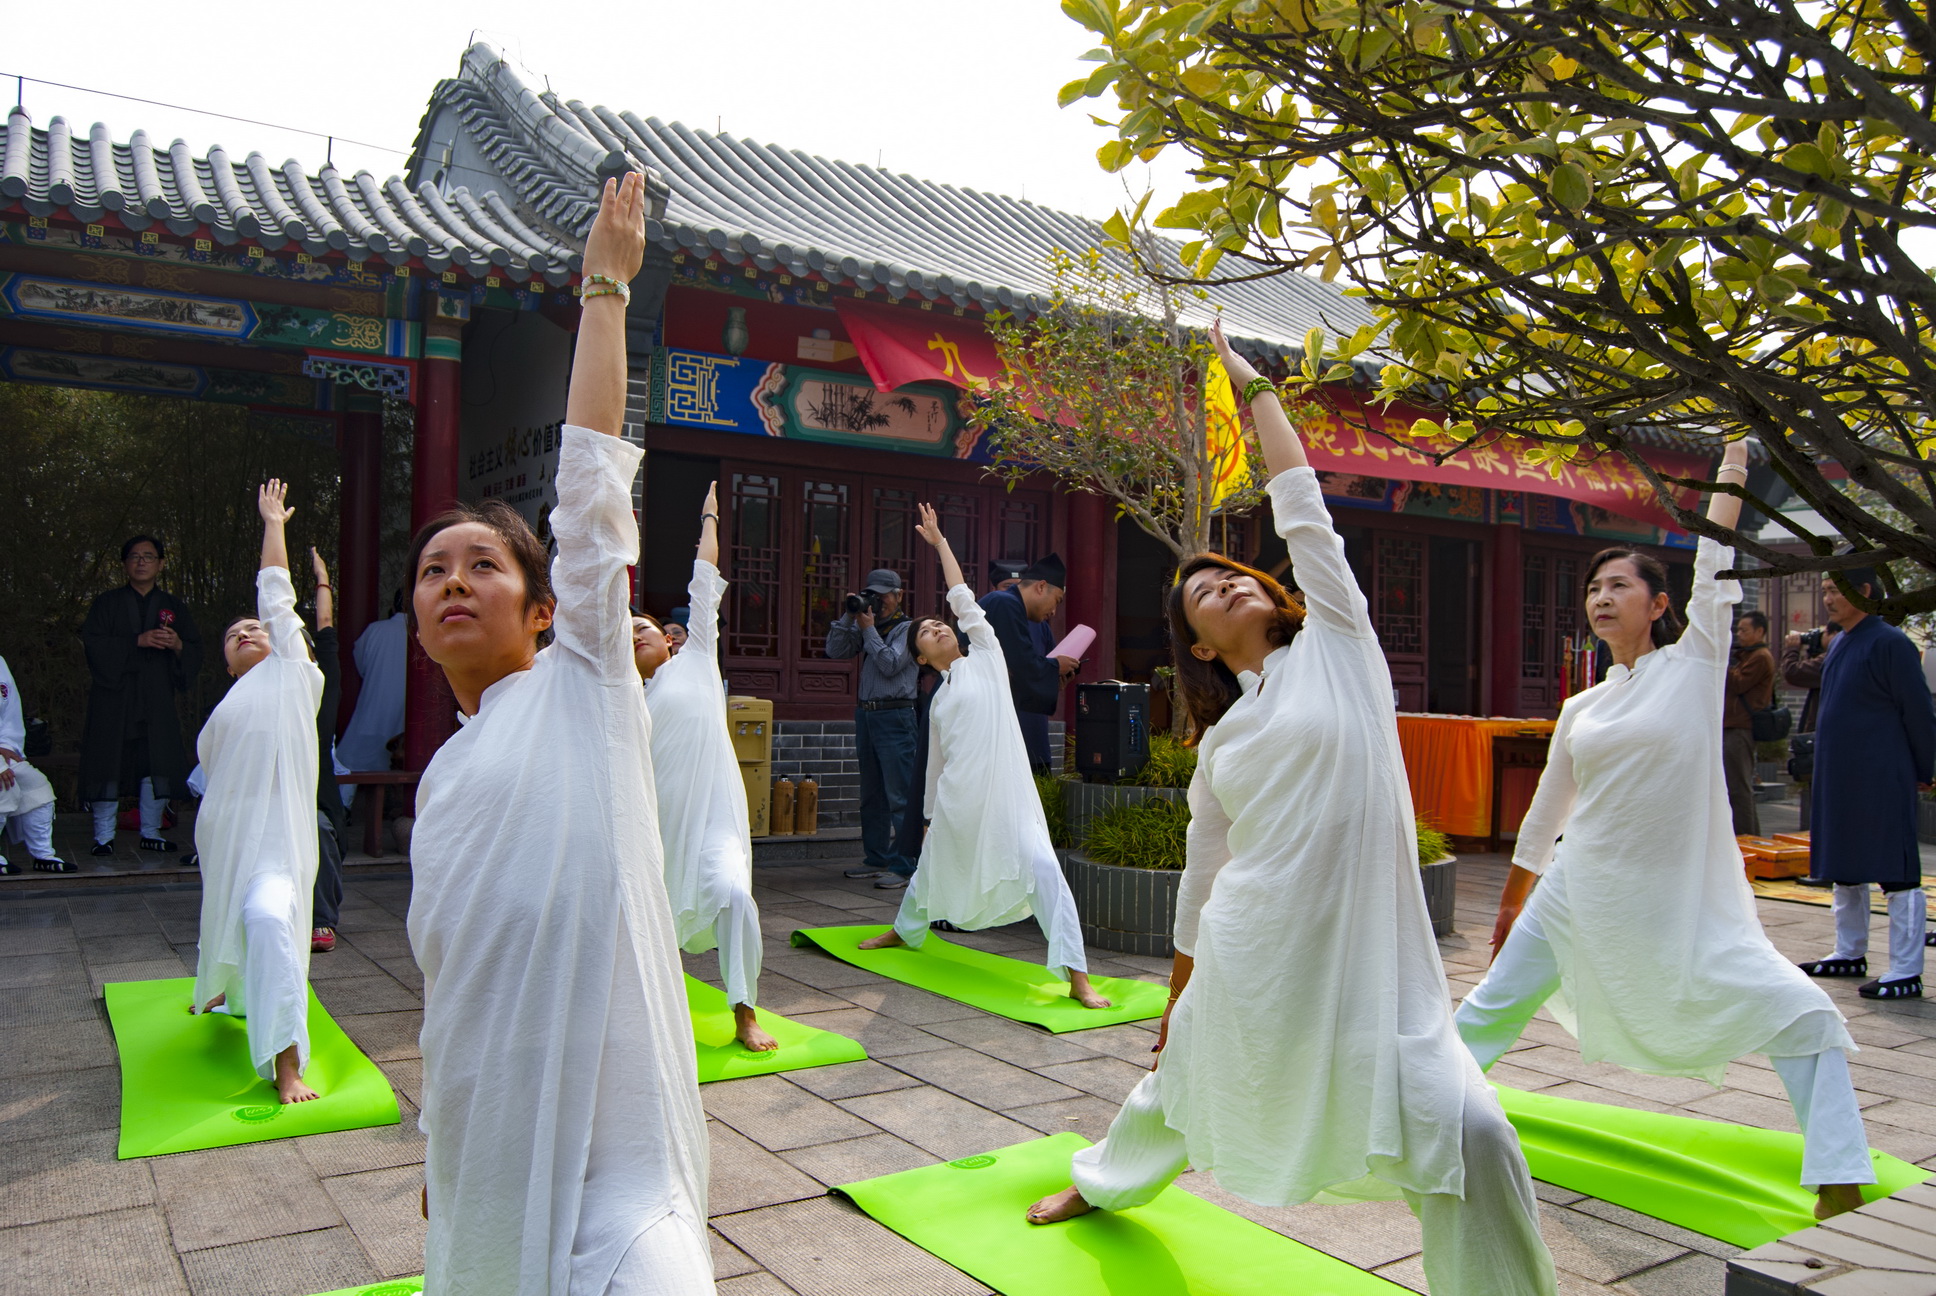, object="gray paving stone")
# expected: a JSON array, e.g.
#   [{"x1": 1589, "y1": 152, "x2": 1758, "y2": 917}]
[
  {"x1": 1539, "y1": 1201, "x2": 1692, "y2": 1284},
  {"x1": 1567, "y1": 1196, "x2": 1742, "y2": 1260},
  {"x1": 150, "y1": 1141, "x2": 345, "y2": 1252},
  {"x1": 1032, "y1": 1056, "x2": 1148, "y2": 1104},
  {"x1": 89, "y1": 957, "x2": 192, "y2": 996},
  {"x1": 314, "y1": 974, "x2": 420, "y2": 1017},
  {"x1": 1536, "y1": 1179, "x2": 1591, "y2": 1206},
  {"x1": 340, "y1": 928, "x2": 414, "y2": 960},
  {"x1": 0, "y1": 925, "x2": 79, "y2": 956},
  {"x1": 333, "y1": 907, "x2": 406, "y2": 934},
  {"x1": 1004, "y1": 1094, "x2": 1125, "y2": 1143},
  {"x1": 177, "y1": 1225, "x2": 379, "y2": 1296},
  {"x1": 304, "y1": 944, "x2": 384, "y2": 980},
  {"x1": 79, "y1": 931, "x2": 178, "y2": 964},
  {"x1": 296, "y1": 1100, "x2": 424, "y2": 1178},
  {"x1": 0, "y1": 1126, "x2": 154, "y2": 1228},
  {"x1": 0, "y1": 1064, "x2": 120, "y2": 1144},
  {"x1": 0, "y1": 982, "x2": 102, "y2": 1028},
  {"x1": 919, "y1": 1014, "x2": 1103, "y2": 1068},
  {"x1": 0, "y1": 1013, "x2": 116, "y2": 1080},
  {"x1": 69, "y1": 907, "x2": 166, "y2": 938},
  {"x1": 712, "y1": 1195, "x2": 989, "y2": 1296},
  {"x1": 779, "y1": 1131, "x2": 939, "y2": 1187},
  {"x1": 710, "y1": 1228, "x2": 762, "y2": 1279},
  {"x1": 717, "y1": 1274, "x2": 798, "y2": 1296},
  {"x1": 828, "y1": 982, "x2": 985, "y2": 1026},
  {"x1": 836, "y1": 1086, "x2": 1037, "y2": 1161},
  {"x1": 0, "y1": 1203, "x2": 190, "y2": 1295},
  {"x1": 780, "y1": 1059, "x2": 924, "y2": 1101},
  {"x1": 760, "y1": 951, "x2": 886, "y2": 990},
  {"x1": 0, "y1": 949, "x2": 87, "y2": 988},
  {"x1": 380, "y1": 1059, "x2": 423, "y2": 1109},
  {"x1": 741, "y1": 973, "x2": 849, "y2": 1017},
  {"x1": 0, "y1": 899, "x2": 71, "y2": 927},
  {"x1": 1680, "y1": 1087, "x2": 1801, "y2": 1133},
  {"x1": 1052, "y1": 1022, "x2": 1164, "y2": 1066},
  {"x1": 764, "y1": 901, "x2": 872, "y2": 930},
  {"x1": 704, "y1": 1075, "x2": 881, "y2": 1151},
  {"x1": 373, "y1": 956, "x2": 424, "y2": 992},
  {"x1": 319, "y1": 1163, "x2": 427, "y2": 1278},
  {"x1": 886, "y1": 1046, "x2": 1083, "y2": 1110},
  {"x1": 1506, "y1": 1047, "x2": 1718, "y2": 1106},
  {"x1": 1178, "y1": 1171, "x2": 1427, "y2": 1269},
  {"x1": 784, "y1": 887, "x2": 883, "y2": 911},
  {"x1": 708, "y1": 1119, "x2": 832, "y2": 1213},
  {"x1": 336, "y1": 1010, "x2": 423, "y2": 1063},
  {"x1": 784, "y1": 1007, "x2": 951, "y2": 1058}
]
